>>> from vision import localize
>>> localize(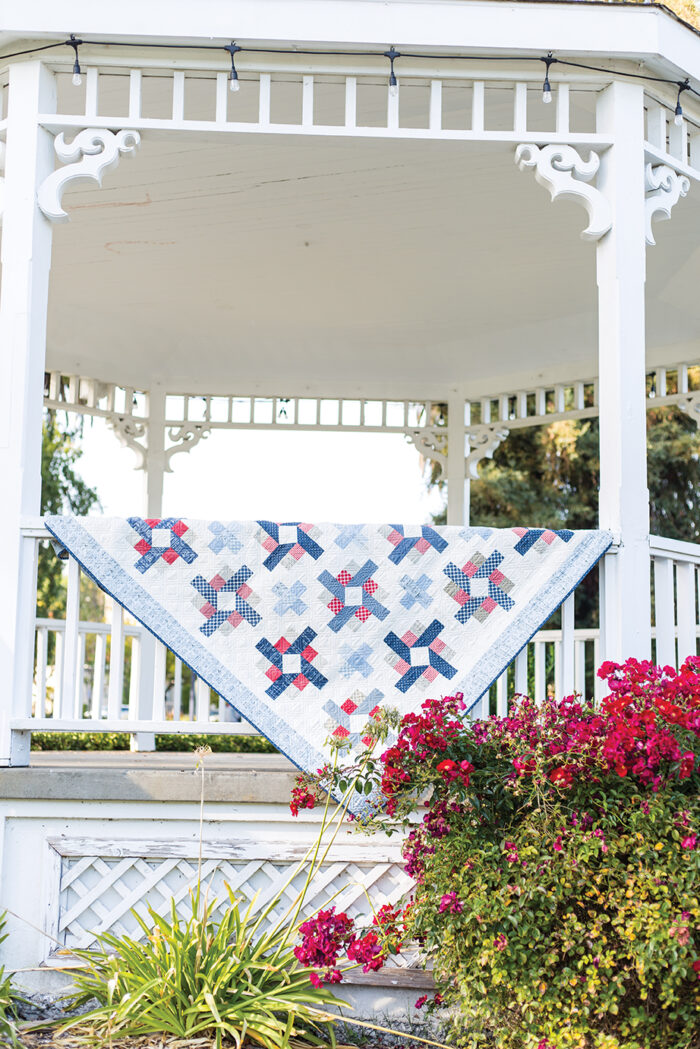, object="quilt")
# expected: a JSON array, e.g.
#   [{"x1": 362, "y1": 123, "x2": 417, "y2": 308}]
[{"x1": 45, "y1": 517, "x2": 612, "y2": 776}]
